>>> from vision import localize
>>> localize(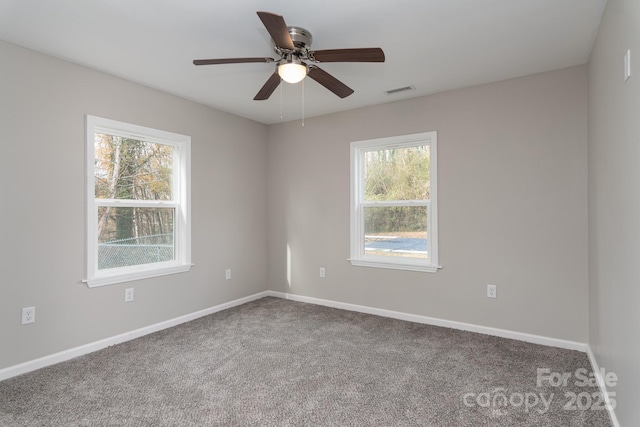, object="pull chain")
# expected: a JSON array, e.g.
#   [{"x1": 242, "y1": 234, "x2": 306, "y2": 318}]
[
  {"x1": 279, "y1": 82, "x2": 283, "y2": 121},
  {"x1": 301, "y1": 78, "x2": 305, "y2": 127}
]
